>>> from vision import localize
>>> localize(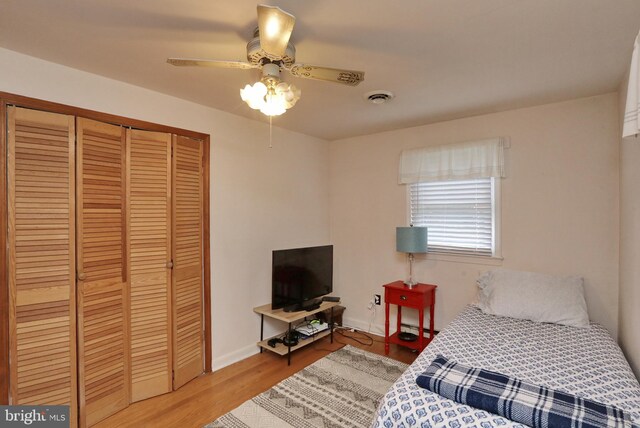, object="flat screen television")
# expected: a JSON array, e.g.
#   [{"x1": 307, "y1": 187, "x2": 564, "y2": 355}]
[{"x1": 272, "y1": 245, "x2": 333, "y2": 311}]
